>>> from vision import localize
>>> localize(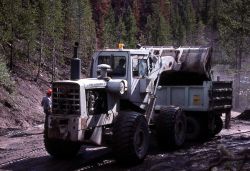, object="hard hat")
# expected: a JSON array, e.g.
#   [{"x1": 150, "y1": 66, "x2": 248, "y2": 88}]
[{"x1": 47, "y1": 88, "x2": 52, "y2": 96}]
